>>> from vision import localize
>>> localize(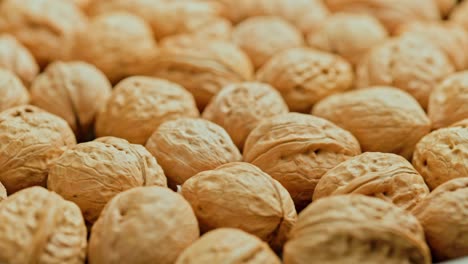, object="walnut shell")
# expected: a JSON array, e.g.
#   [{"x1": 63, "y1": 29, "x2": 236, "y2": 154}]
[
  {"x1": 146, "y1": 118, "x2": 242, "y2": 187},
  {"x1": 0, "y1": 34, "x2": 38, "y2": 86},
  {"x1": 412, "y1": 127, "x2": 468, "y2": 190},
  {"x1": 257, "y1": 47, "x2": 354, "y2": 113},
  {"x1": 88, "y1": 186, "x2": 198, "y2": 264},
  {"x1": 232, "y1": 16, "x2": 304, "y2": 69},
  {"x1": 0, "y1": 181, "x2": 6, "y2": 202},
  {"x1": 0, "y1": 69, "x2": 29, "y2": 112},
  {"x1": 95, "y1": 76, "x2": 199, "y2": 145},
  {"x1": 176, "y1": 228, "x2": 281, "y2": 264},
  {"x1": 47, "y1": 137, "x2": 167, "y2": 223},
  {"x1": 202, "y1": 82, "x2": 289, "y2": 150},
  {"x1": 284, "y1": 195, "x2": 431, "y2": 264},
  {"x1": 30, "y1": 61, "x2": 112, "y2": 142},
  {"x1": 452, "y1": 118, "x2": 468, "y2": 128},
  {"x1": 450, "y1": 1, "x2": 468, "y2": 32},
  {"x1": 0, "y1": 186, "x2": 87, "y2": 264},
  {"x1": 243, "y1": 113, "x2": 361, "y2": 209},
  {"x1": 312, "y1": 87, "x2": 431, "y2": 159},
  {"x1": 181, "y1": 162, "x2": 297, "y2": 251},
  {"x1": 0, "y1": 105, "x2": 76, "y2": 194}
]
